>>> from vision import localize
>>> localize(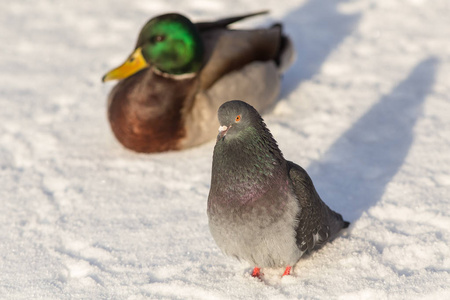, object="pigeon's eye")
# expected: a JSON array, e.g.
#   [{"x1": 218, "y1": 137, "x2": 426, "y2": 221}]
[{"x1": 235, "y1": 115, "x2": 241, "y2": 122}]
